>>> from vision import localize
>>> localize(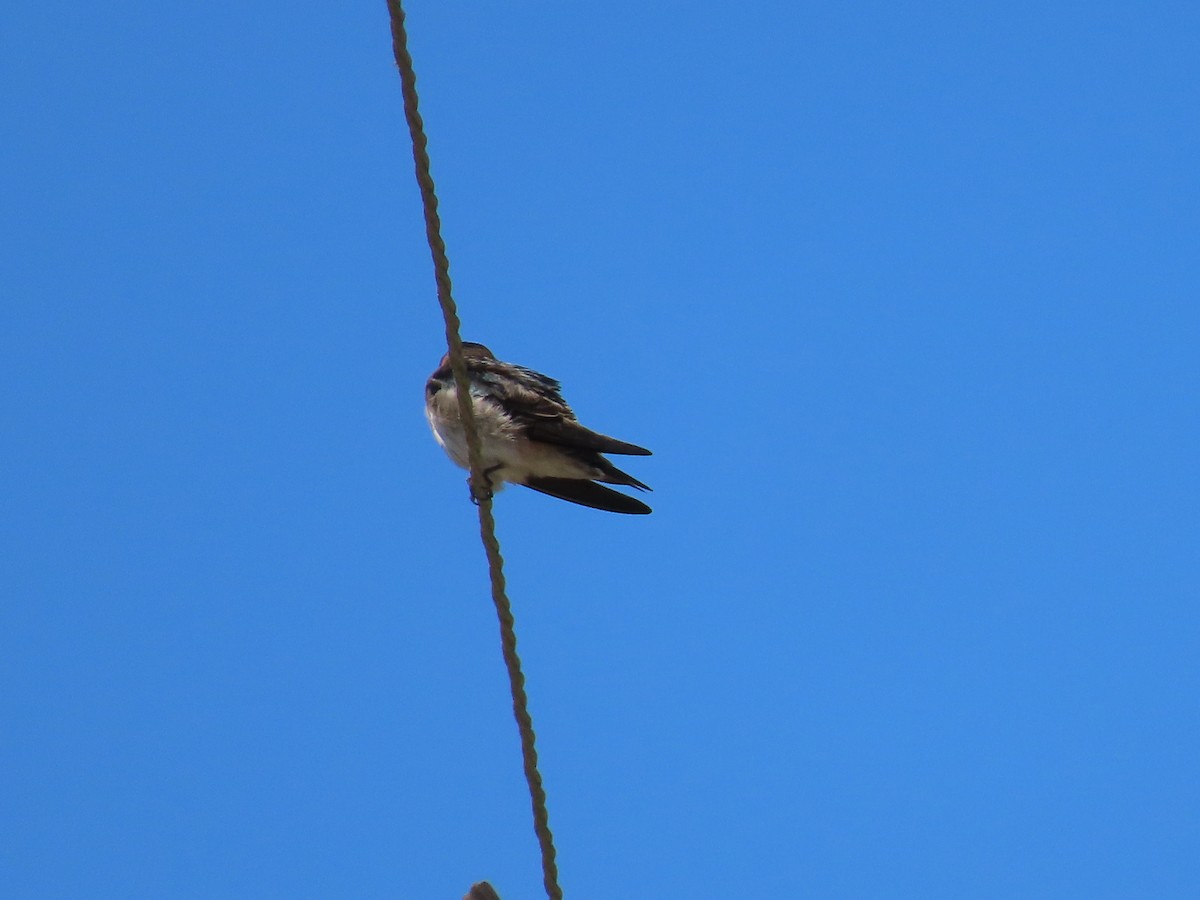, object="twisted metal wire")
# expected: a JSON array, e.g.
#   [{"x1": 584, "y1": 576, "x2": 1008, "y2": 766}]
[{"x1": 385, "y1": 3, "x2": 562, "y2": 898}]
